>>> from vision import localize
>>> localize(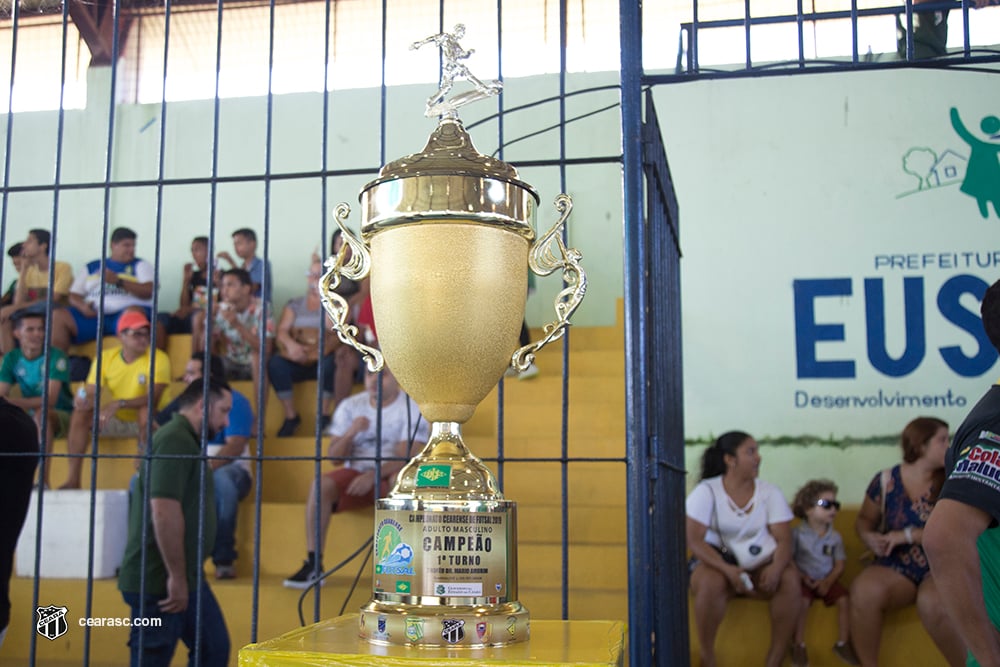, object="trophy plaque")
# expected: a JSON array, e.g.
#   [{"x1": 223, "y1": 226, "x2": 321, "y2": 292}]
[{"x1": 319, "y1": 24, "x2": 586, "y2": 648}]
